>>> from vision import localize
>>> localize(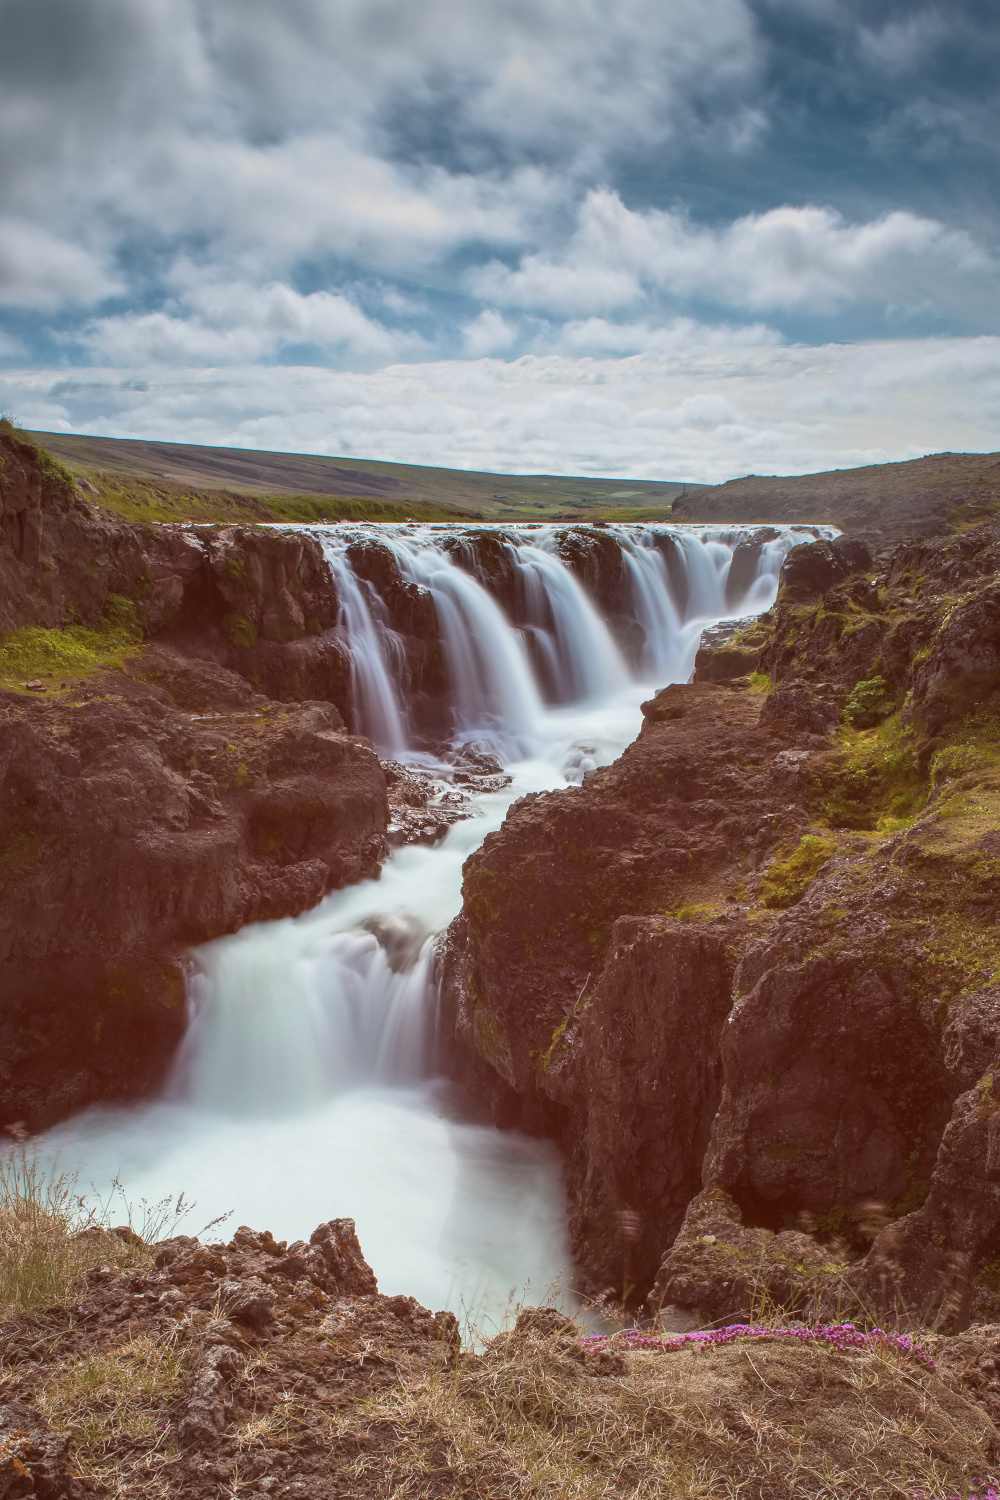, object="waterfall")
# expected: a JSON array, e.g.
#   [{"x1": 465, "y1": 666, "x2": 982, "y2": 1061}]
[
  {"x1": 317, "y1": 521, "x2": 827, "y2": 756},
  {"x1": 39, "y1": 519, "x2": 833, "y2": 1324}
]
